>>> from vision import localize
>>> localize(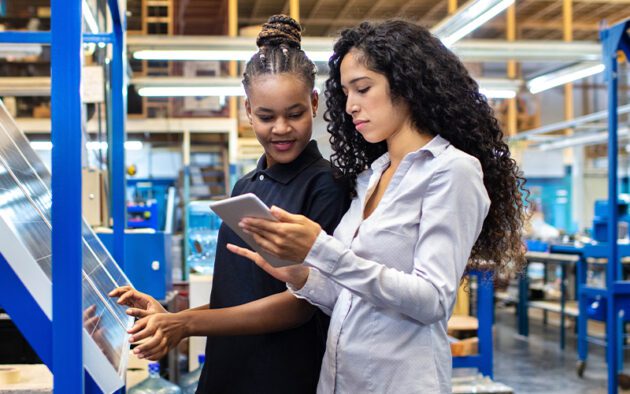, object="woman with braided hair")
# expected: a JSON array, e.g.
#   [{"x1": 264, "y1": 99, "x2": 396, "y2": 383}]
[
  {"x1": 110, "y1": 15, "x2": 349, "y2": 393},
  {"x1": 231, "y1": 20, "x2": 528, "y2": 393}
]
